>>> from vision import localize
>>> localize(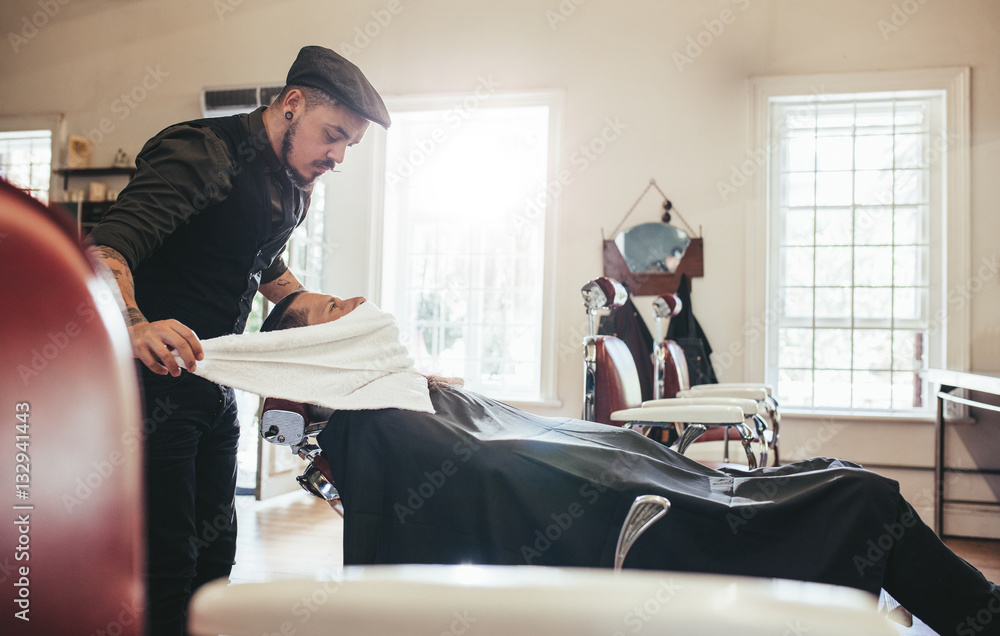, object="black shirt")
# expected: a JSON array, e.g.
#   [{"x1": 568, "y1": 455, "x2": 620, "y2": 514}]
[{"x1": 90, "y1": 107, "x2": 308, "y2": 338}]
